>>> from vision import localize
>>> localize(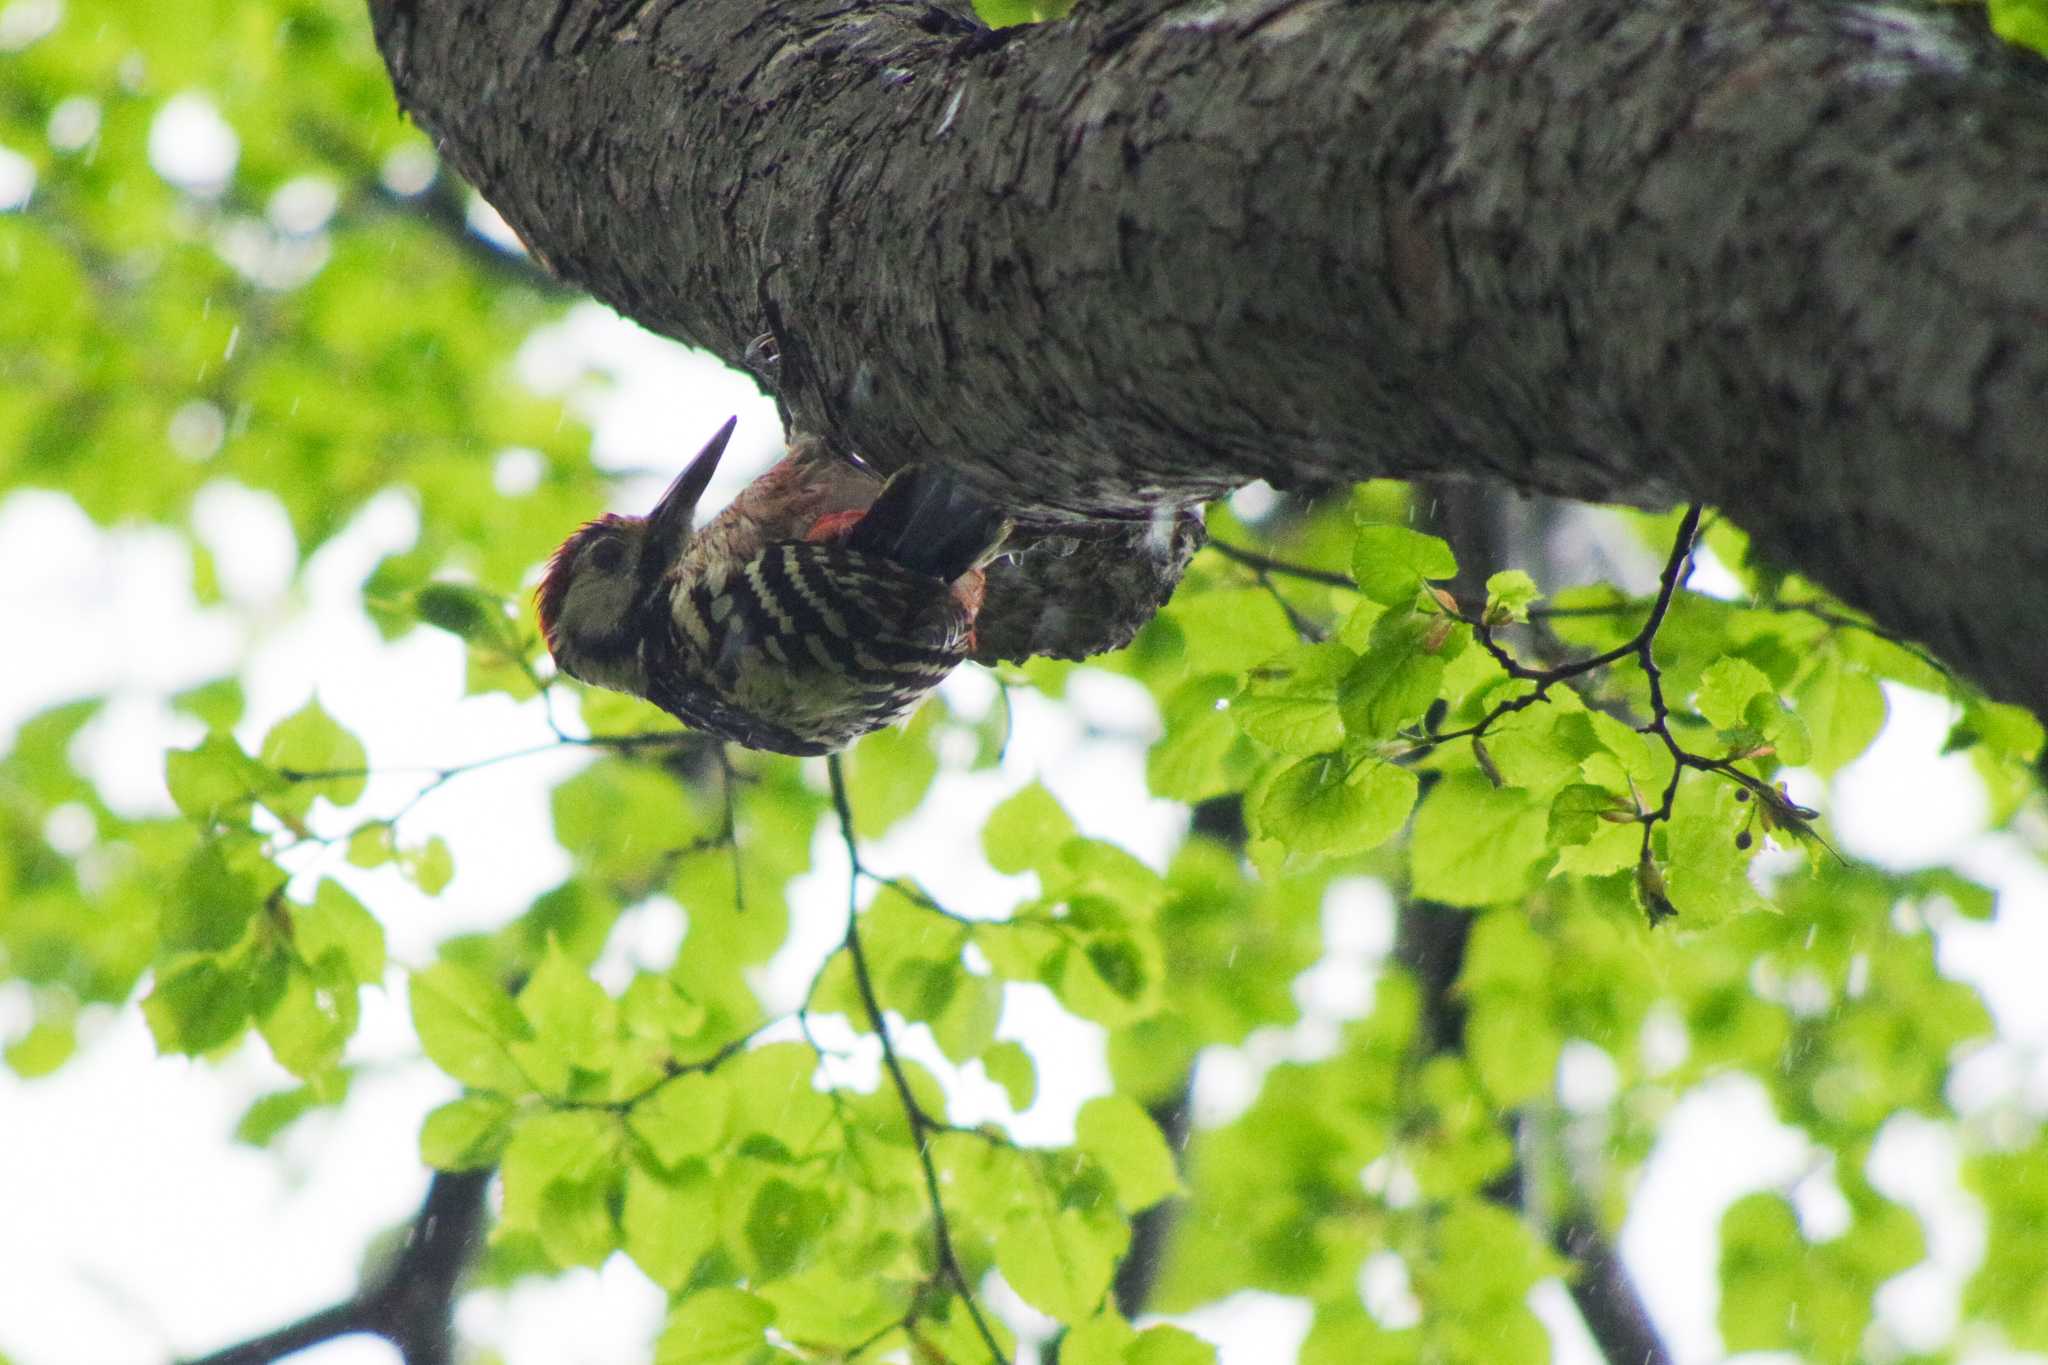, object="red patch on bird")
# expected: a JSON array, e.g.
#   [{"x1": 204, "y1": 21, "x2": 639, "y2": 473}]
[
  {"x1": 950, "y1": 567, "x2": 987, "y2": 617},
  {"x1": 803, "y1": 508, "x2": 868, "y2": 543},
  {"x1": 534, "y1": 516, "x2": 618, "y2": 649}
]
